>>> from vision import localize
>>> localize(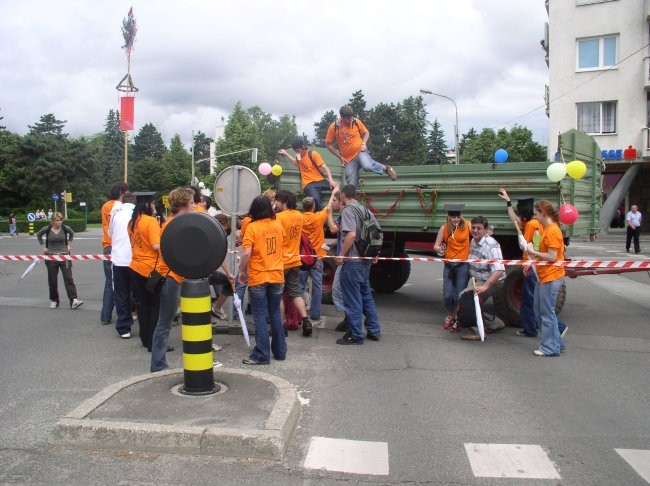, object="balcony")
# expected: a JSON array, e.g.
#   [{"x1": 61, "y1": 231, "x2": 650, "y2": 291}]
[{"x1": 645, "y1": 57, "x2": 650, "y2": 90}]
